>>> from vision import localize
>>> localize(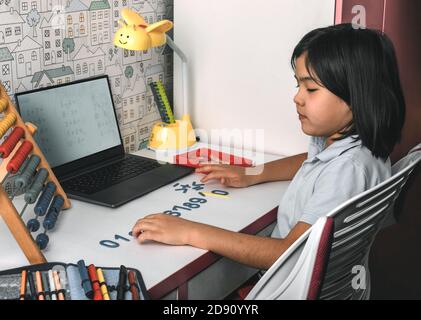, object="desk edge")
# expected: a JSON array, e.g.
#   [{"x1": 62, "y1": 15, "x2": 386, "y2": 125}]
[{"x1": 147, "y1": 206, "x2": 278, "y2": 299}]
